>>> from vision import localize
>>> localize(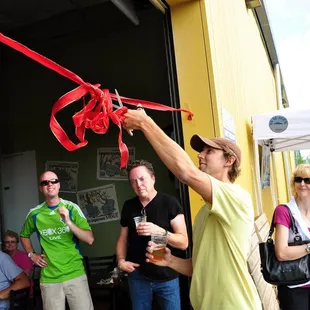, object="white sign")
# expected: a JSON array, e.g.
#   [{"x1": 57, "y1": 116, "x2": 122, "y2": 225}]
[
  {"x1": 77, "y1": 184, "x2": 120, "y2": 225},
  {"x1": 222, "y1": 108, "x2": 236, "y2": 142}
]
